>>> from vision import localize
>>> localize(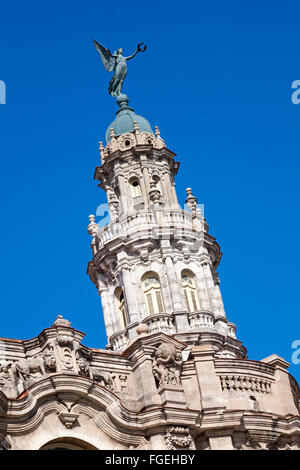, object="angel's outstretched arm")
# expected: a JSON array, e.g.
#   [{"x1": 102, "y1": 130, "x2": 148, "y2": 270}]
[
  {"x1": 125, "y1": 43, "x2": 147, "y2": 60},
  {"x1": 125, "y1": 48, "x2": 139, "y2": 61}
]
